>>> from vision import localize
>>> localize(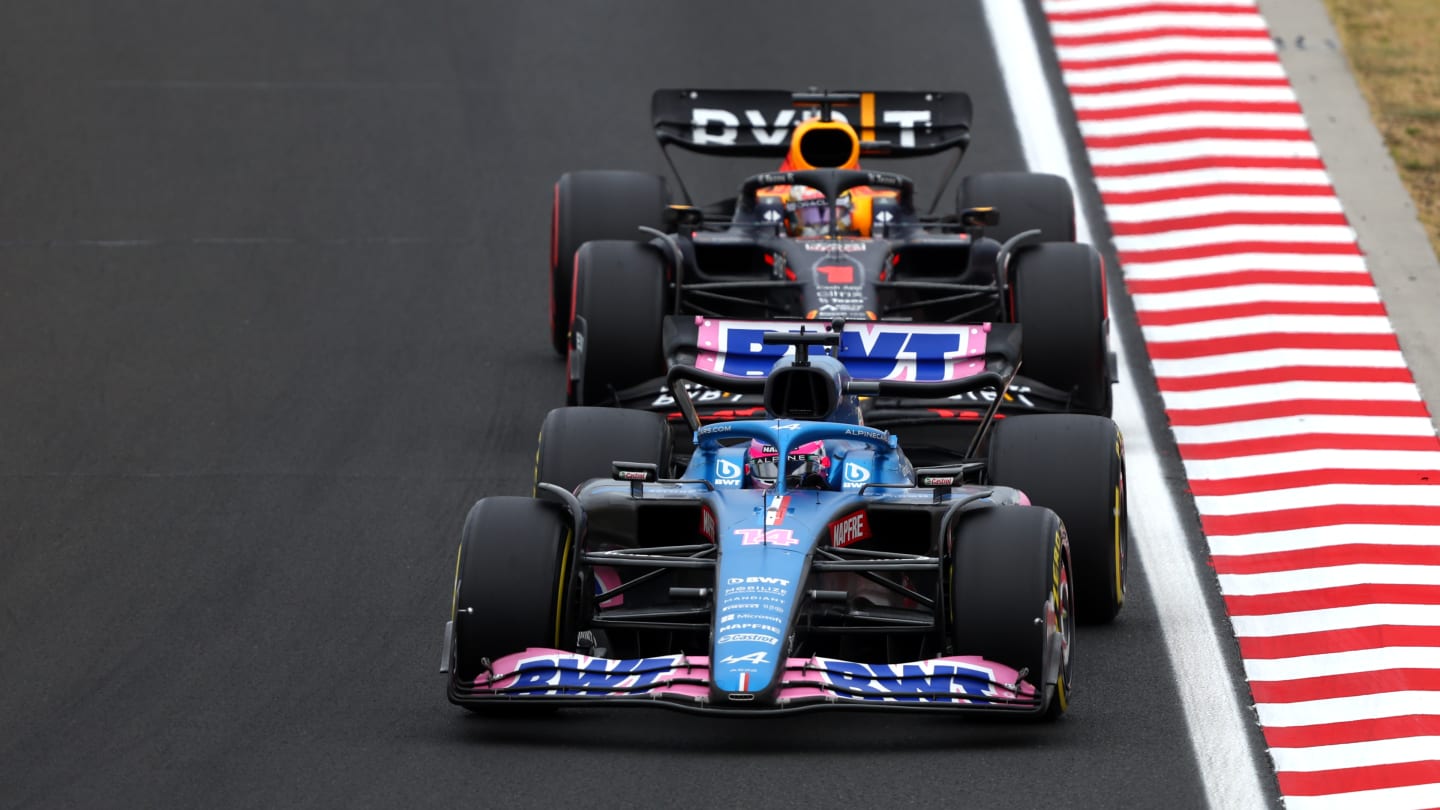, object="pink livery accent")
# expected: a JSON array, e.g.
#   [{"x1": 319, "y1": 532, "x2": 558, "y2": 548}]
[
  {"x1": 467, "y1": 649, "x2": 1035, "y2": 705},
  {"x1": 693, "y1": 319, "x2": 991, "y2": 382},
  {"x1": 748, "y1": 439, "x2": 824, "y2": 460},
  {"x1": 593, "y1": 566, "x2": 624, "y2": 608}
]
